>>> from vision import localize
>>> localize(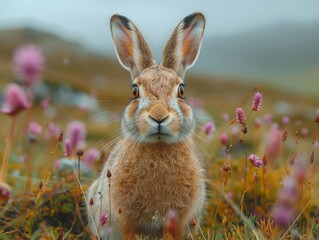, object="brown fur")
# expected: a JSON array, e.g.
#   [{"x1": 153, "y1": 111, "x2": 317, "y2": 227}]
[
  {"x1": 111, "y1": 139, "x2": 203, "y2": 238},
  {"x1": 87, "y1": 13, "x2": 206, "y2": 240}
]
